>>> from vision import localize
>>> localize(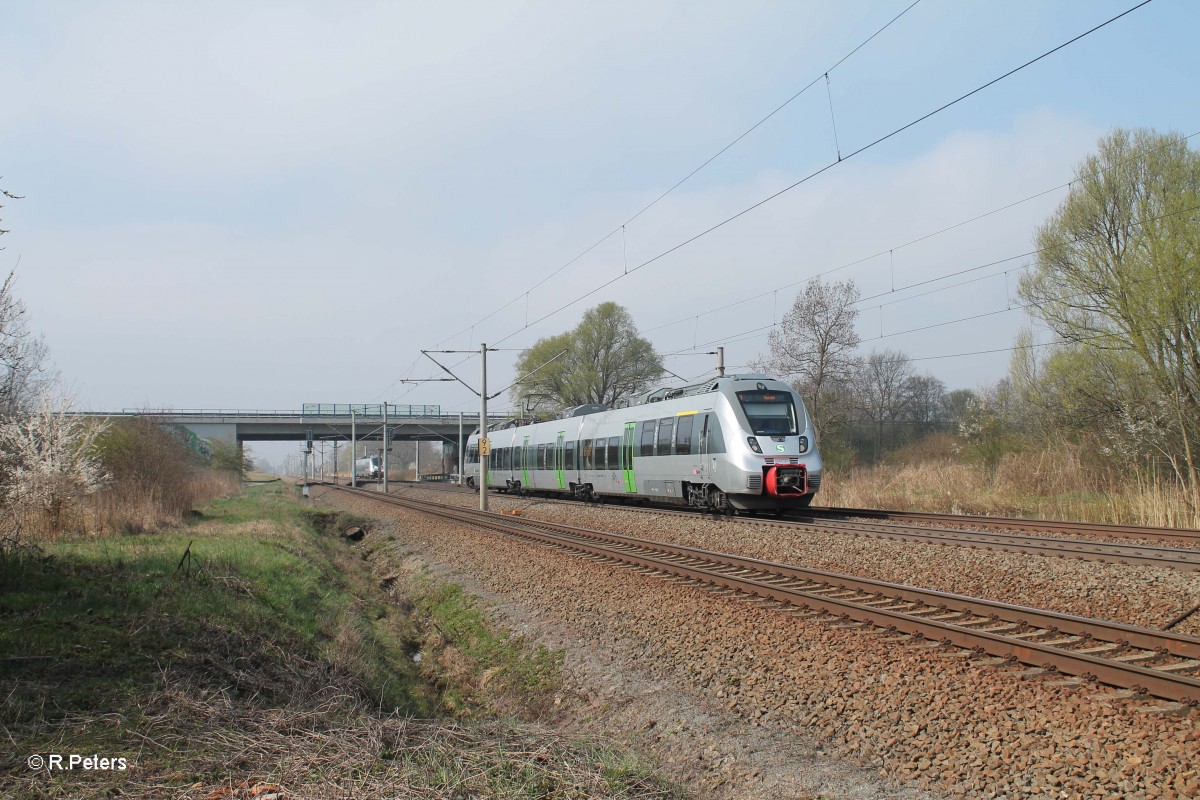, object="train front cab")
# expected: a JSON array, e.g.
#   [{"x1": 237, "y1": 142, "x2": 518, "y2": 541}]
[{"x1": 721, "y1": 384, "x2": 822, "y2": 511}]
